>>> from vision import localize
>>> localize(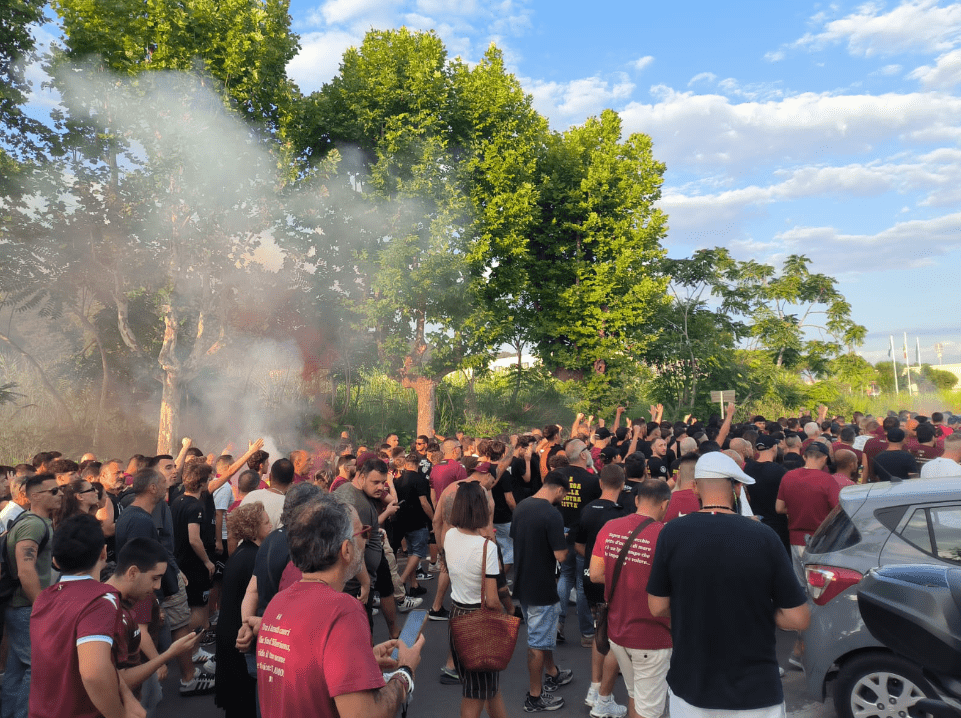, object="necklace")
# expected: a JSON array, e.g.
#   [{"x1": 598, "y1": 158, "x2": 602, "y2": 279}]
[
  {"x1": 300, "y1": 577, "x2": 331, "y2": 585},
  {"x1": 700, "y1": 505, "x2": 734, "y2": 512}
]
